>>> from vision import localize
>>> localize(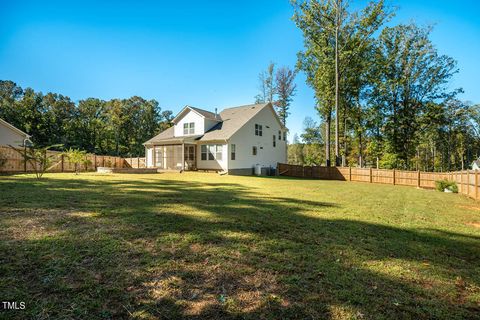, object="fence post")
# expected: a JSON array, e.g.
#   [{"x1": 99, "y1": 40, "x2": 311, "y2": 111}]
[
  {"x1": 417, "y1": 170, "x2": 421, "y2": 188},
  {"x1": 349, "y1": 166, "x2": 352, "y2": 181},
  {"x1": 94, "y1": 154, "x2": 97, "y2": 170},
  {"x1": 137, "y1": 157, "x2": 140, "y2": 168},
  {"x1": 393, "y1": 169, "x2": 396, "y2": 185},
  {"x1": 475, "y1": 170, "x2": 478, "y2": 200},
  {"x1": 467, "y1": 171, "x2": 470, "y2": 197},
  {"x1": 60, "y1": 154, "x2": 64, "y2": 172},
  {"x1": 369, "y1": 167, "x2": 373, "y2": 183}
]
